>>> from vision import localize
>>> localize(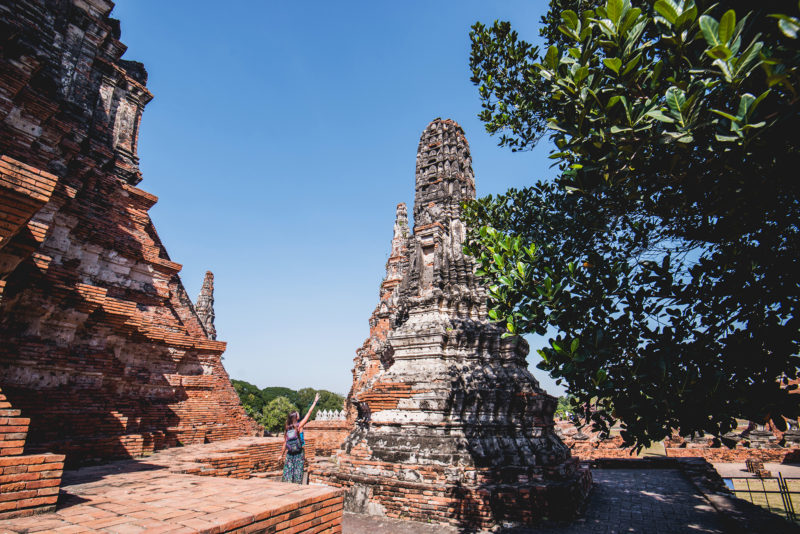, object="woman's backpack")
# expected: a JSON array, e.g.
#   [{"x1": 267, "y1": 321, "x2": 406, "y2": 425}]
[{"x1": 286, "y1": 427, "x2": 303, "y2": 455}]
